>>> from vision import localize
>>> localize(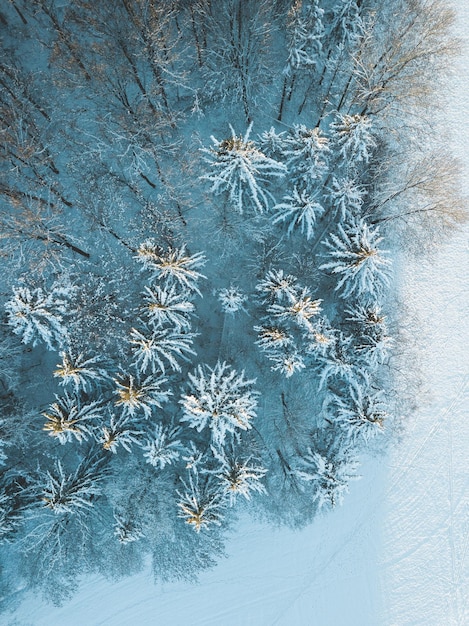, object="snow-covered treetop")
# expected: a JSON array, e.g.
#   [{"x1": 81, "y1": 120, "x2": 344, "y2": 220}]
[
  {"x1": 327, "y1": 176, "x2": 366, "y2": 221},
  {"x1": 320, "y1": 217, "x2": 391, "y2": 299},
  {"x1": 273, "y1": 187, "x2": 324, "y2": 240},
  {"x1": 130, "y1": 326, "x2": 197, "y2": 375},
  {"x1": 330, "y1": 374, "x2": 387, "y2": 443},
  {"x1": 5, "y1": 283, "x2": 73, "y2": 351},
  {"x1": 256, "y1": 268, "x2": 300, "y2": 303},
  {"x1": 42, "y1": 393, "x2": 102, "y2": 445},
  {"x1": 296, "y1": 445, "x2": 360, "y2": 509},
  {"x1": 330, "y1": 113, "x2": 376, "y2": 164},
  {"x1": 282, "y1": 124, "x2": 330, "y2": 184},
  {"x1": 114, "y1": 372, "x2": 171, "y2": 418},
  {"x1": 213, "y1": 449, "x2": 267, "y2": 506},
  {"x1": 180, "y1": 361, "x2": 259, "y2": 448},
  {"x1": 268, "y1": 287, "x2": 322, "y2": 332},
  {"x1": 330, "y1": 0, "x2": 365, "y2": 46},
  {"x1": 54, "y1": 351, "x2": 111, "y2": 393},
  {"x1": 142, "y1": 284, "x2": 195, "y2": 331},
  {"x1": 177, "y1": 469, "x2": 226, "y2": 533},
  {"x1": 98, "y1": 413, "x2": 143, "y2": 454},
  {"x1": 136, "y1": 242, "x2": 206, "y2": 295},
  {"x1": 217, "y1": 286, "x2": 247, "y2": 315},
  {"x1": 201, "y1": 123, "x2": 286, "y2": 214},
  {"x1": 142, "y1": 423, "x2": 183, "y2": 470},
  {"x1": 285, "y1": 0, "x2": 325, "y2": 74}
]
